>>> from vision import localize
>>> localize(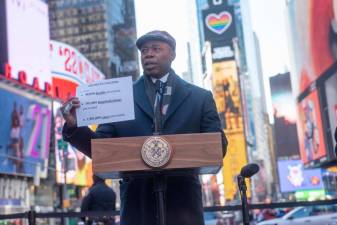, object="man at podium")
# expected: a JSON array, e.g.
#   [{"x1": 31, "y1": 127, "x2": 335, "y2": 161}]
[{"x1": 61, "y1": 30, "x2": 227, "y2": 225}]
